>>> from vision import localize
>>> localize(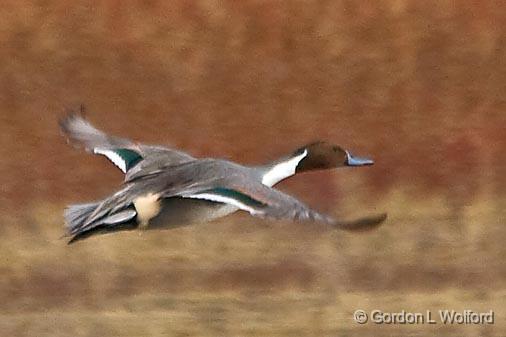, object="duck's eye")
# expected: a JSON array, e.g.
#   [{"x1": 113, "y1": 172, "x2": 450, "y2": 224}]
[{"x1": 332, "y1": 146, "x2": 339, "y2": 152}]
